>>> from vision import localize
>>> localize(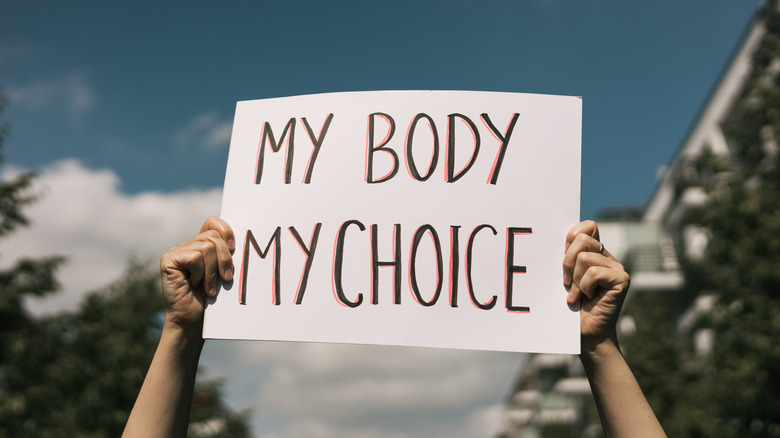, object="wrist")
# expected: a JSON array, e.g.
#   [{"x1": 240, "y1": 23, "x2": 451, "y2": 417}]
[
  {"x1": 162, "y1": 319, "x2": 205, "y2": 352},
  {"x1": 580, "y1": 334, "x2": 620, "y2": 367}
]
